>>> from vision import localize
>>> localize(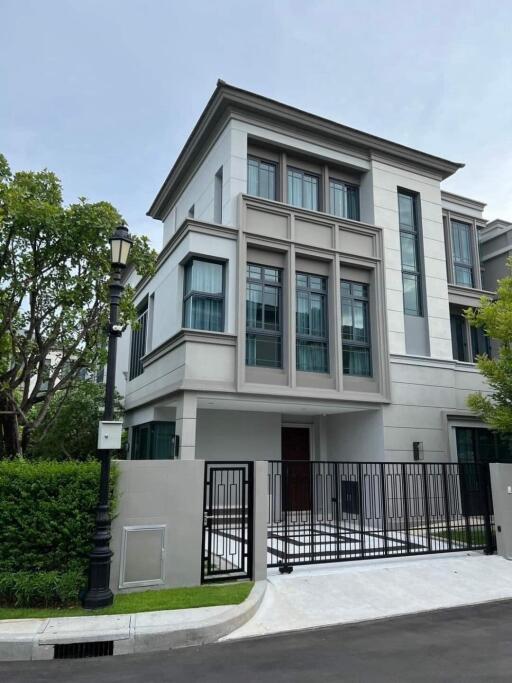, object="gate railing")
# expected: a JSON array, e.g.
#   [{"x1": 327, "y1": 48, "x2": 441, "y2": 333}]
[
  {"x1": 201, "y1": 462, "x2": 254, "y2": 583},
  {"x1": 267, "y1": 461, "x2": 494, "y2": 569}
]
